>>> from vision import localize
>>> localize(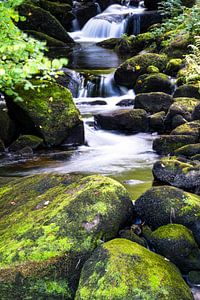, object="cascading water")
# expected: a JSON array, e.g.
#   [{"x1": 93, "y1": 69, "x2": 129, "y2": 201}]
[{"x1": 69, "y1": 4, "x2": 145, "y2": 42}]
